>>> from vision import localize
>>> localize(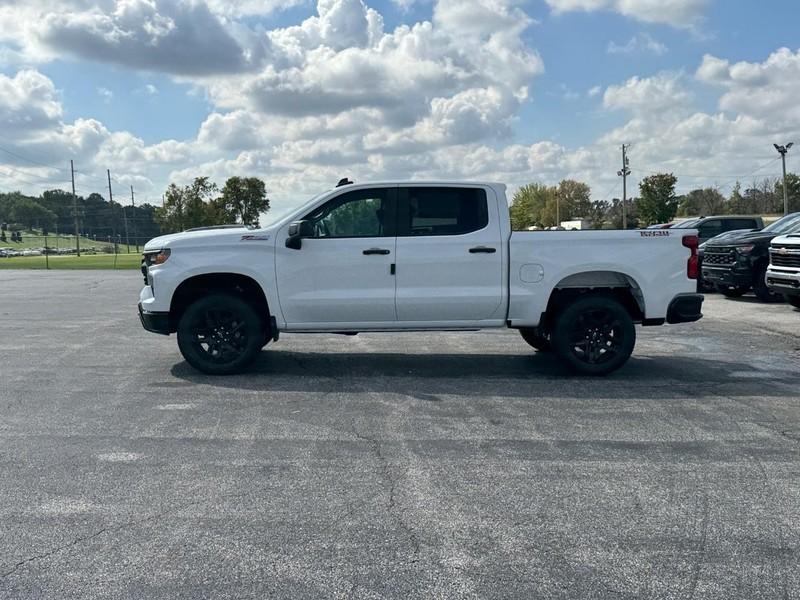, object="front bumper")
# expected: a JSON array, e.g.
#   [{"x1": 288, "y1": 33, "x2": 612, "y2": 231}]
[
  {"x1": 701, "y1": 265, "x2": 752, "y2": 288},
  {"x1": 766, "y1": 268, "x2": 800, "y2": 297},
  {"x1": 138, "y1": 303, "x2": 171, "y2": 335},
  {"x1": 667, "y1": 294, "x2": 704, "y2": 324}
]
